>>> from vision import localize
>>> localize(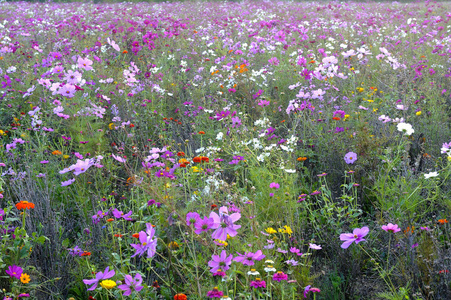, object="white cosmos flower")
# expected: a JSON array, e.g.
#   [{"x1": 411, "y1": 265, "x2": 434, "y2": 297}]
[
  {"x1": 397, "y1": 123, "x2": 414, "y2": 136},
  {"x1": 424, "y1": 172, "x2": 439, "y2": 179}
]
